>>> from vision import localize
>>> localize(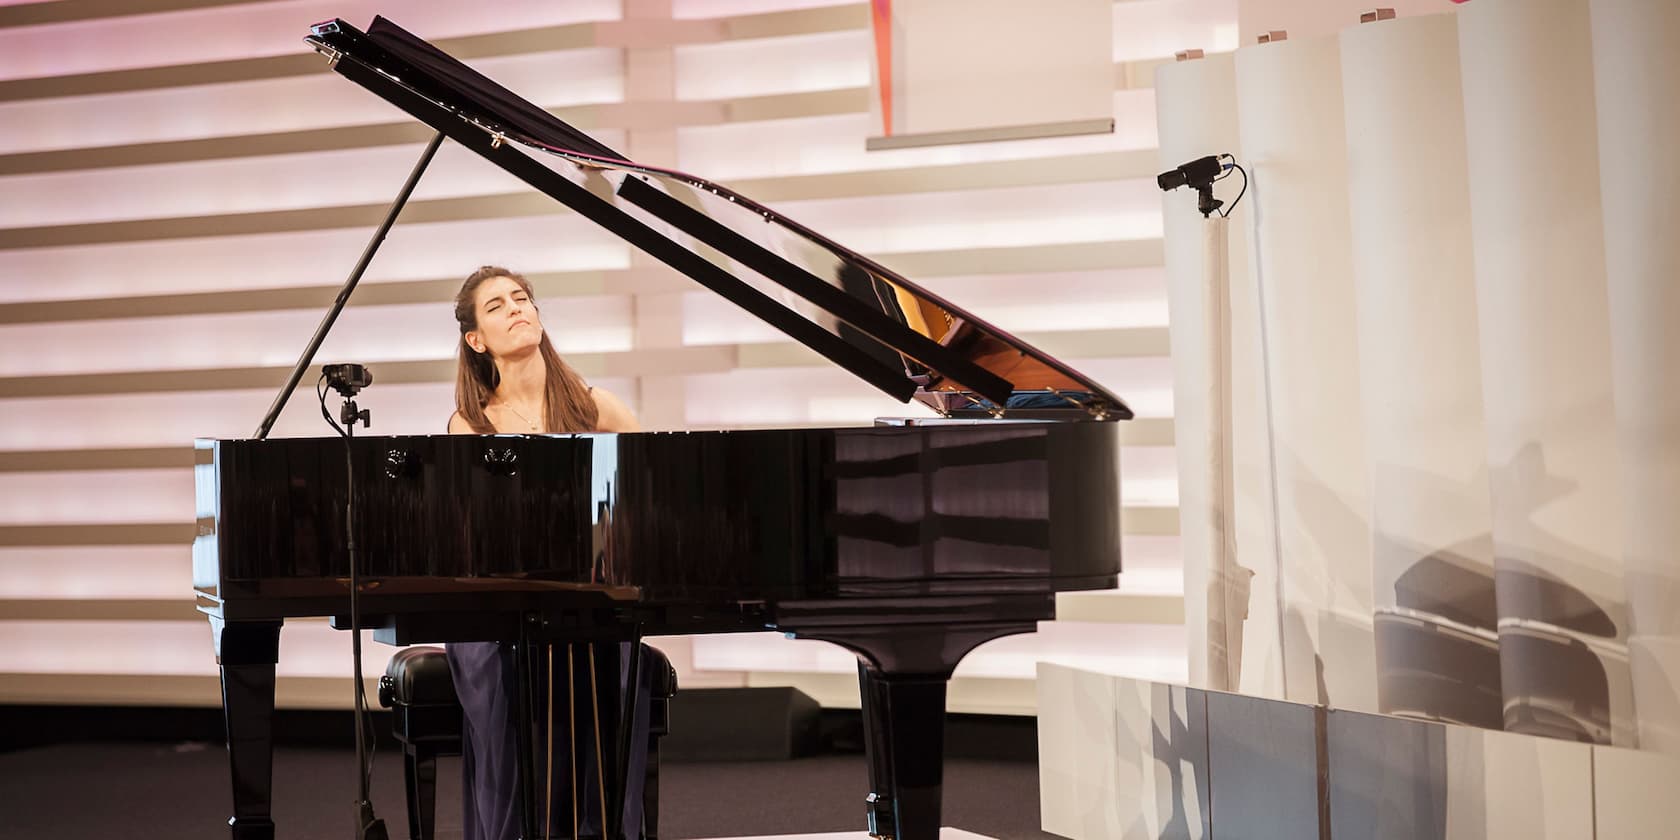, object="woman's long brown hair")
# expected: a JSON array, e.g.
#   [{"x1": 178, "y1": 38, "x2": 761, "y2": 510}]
[{"x1": 453, "y1": 266, "x2": 600, "y2": 433}]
